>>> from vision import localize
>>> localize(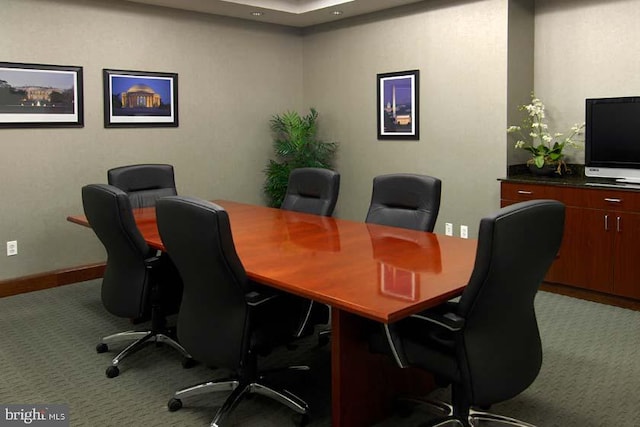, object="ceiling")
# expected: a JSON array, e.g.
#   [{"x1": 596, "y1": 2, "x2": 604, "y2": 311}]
[{"x1": 122, "y1": 0, "x2": 428, "y2": 27}]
